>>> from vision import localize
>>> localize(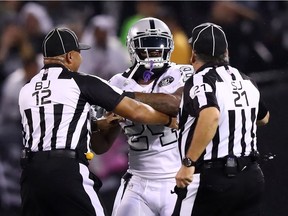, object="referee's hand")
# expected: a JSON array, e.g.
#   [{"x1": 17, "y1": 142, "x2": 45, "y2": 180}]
[
  {"x1": 96, "y1": 112, "x2": 124, "y2": 131},
  {"x1": 175, "y1": 165, "x2": 195, "y2": 188}
]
